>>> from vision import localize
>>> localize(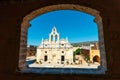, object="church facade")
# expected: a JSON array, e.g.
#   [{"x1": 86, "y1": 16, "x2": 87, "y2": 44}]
[{"x1": 36, "y1": 27, "x2": 73, "y2": 65}]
